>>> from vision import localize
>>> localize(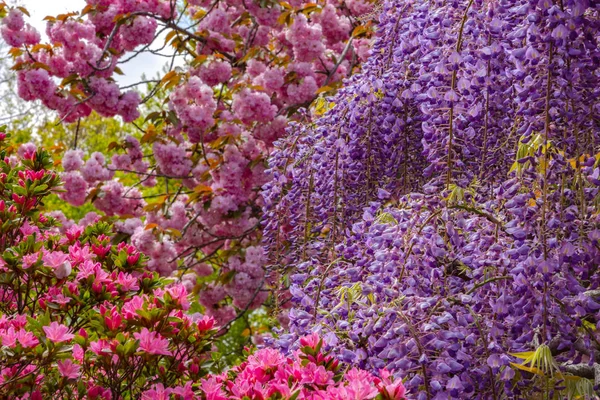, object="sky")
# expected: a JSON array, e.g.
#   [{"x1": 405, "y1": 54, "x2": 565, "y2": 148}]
[{"x1": 8, "y1": 0, "x2": 184, "y2": 87}]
